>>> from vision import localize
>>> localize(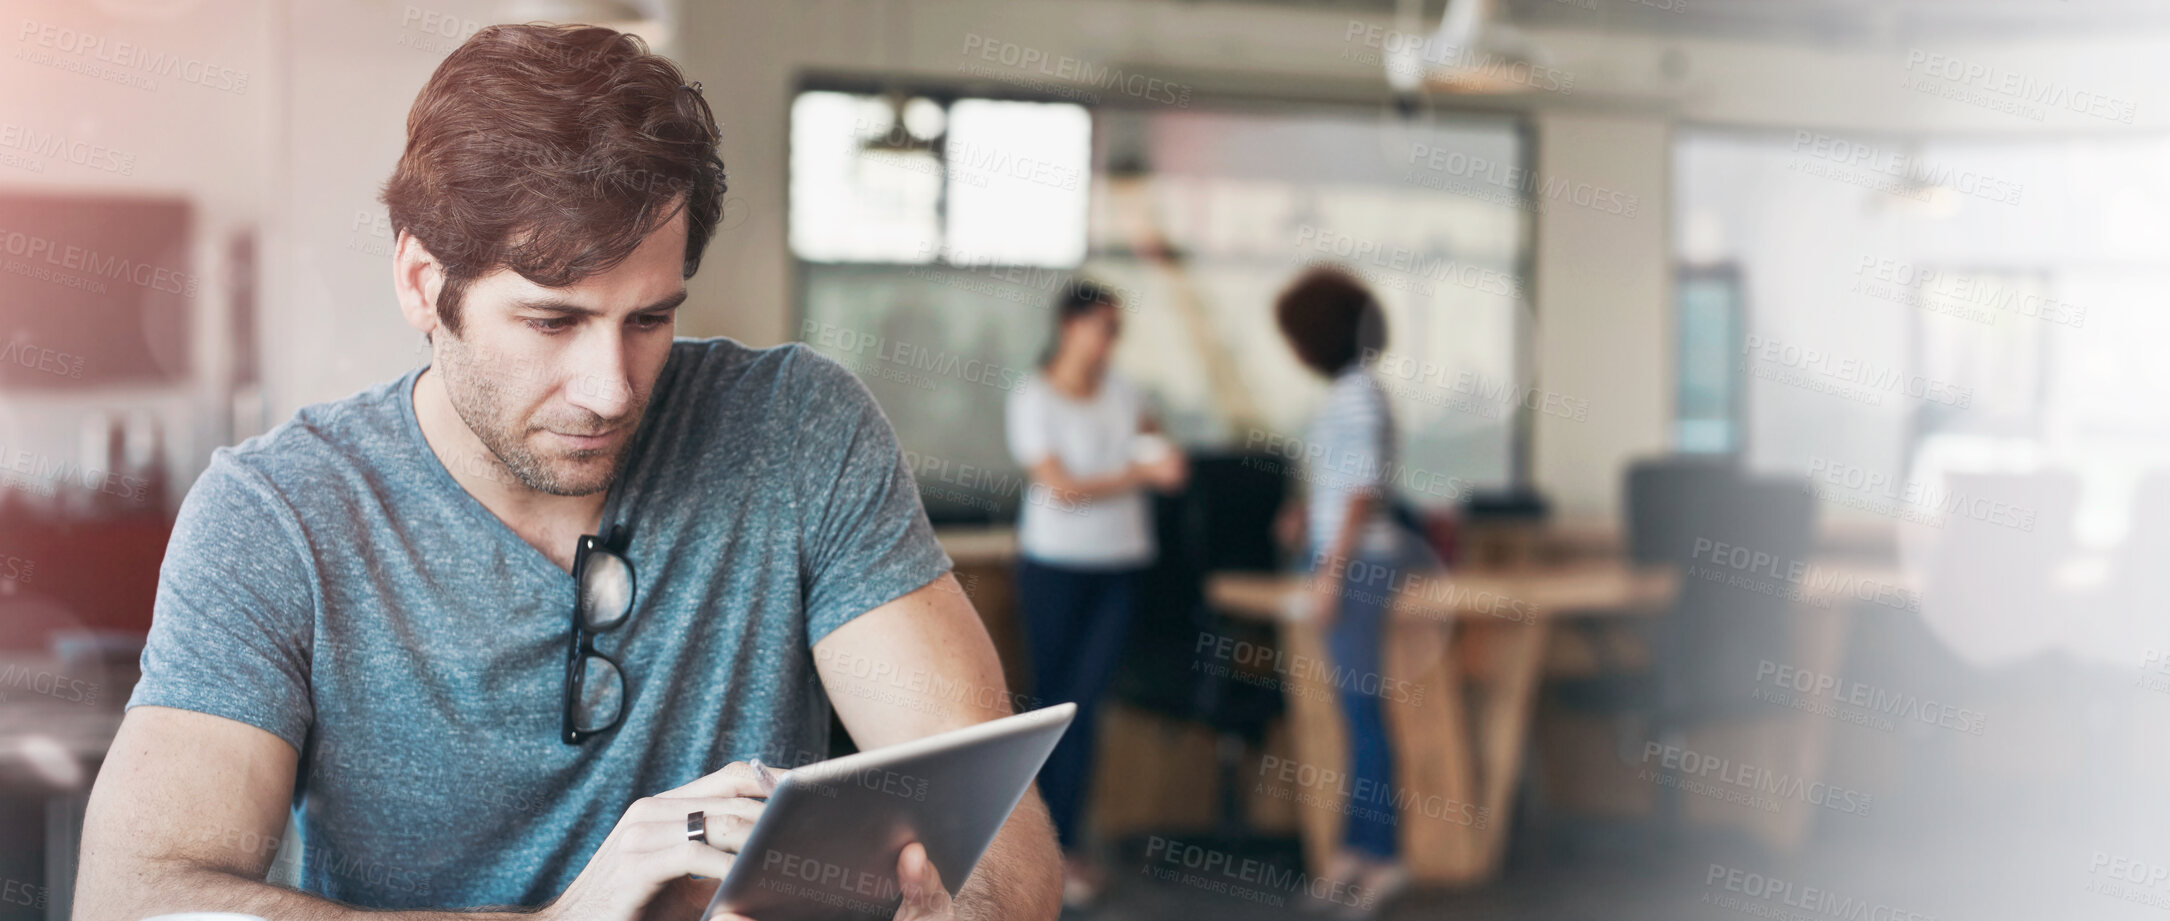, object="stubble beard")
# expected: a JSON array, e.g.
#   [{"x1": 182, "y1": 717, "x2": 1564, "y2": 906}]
[{"x1": 439, "y1": 344, "x2": 643, "y2": 497}]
